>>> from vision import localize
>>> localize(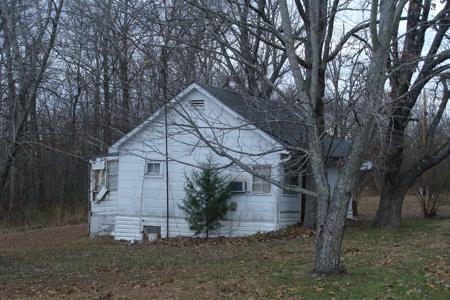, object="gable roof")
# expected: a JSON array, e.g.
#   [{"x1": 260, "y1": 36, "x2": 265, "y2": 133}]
[
  {"x1": 196, "y1": 83, "x2": 351, "y2": 159},
  {"x1": 110, "y1": 82, "x2": 351, "y2": 158}
]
